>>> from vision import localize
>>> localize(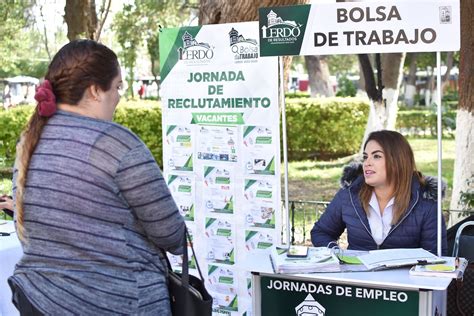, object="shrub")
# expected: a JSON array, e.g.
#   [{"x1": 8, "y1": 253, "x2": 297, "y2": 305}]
[
  {"x1": 335, "y1": 75, "x2": 357, "y2": 97},
  {"x1": 0, "y1": 106, "x2": 34, "y2": 165},
  {"x1": 5, "y1": 98, "x2": 457, "y2": 166},
  {"x1": 0, "y1": 101, "x2": 164, "y2": 167},
  {"x1": 396, "y1": 108, "x2": 456, "y2": 137},
  {"x1": 114, "y1": 100, "x2": 163, "y2": 165},
  {"x1": 285, "y1": 91, "x2": 310, "y2": 99},
  {"x1": 285, "y1": 97, "x2": 369, "y2": 160}
]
